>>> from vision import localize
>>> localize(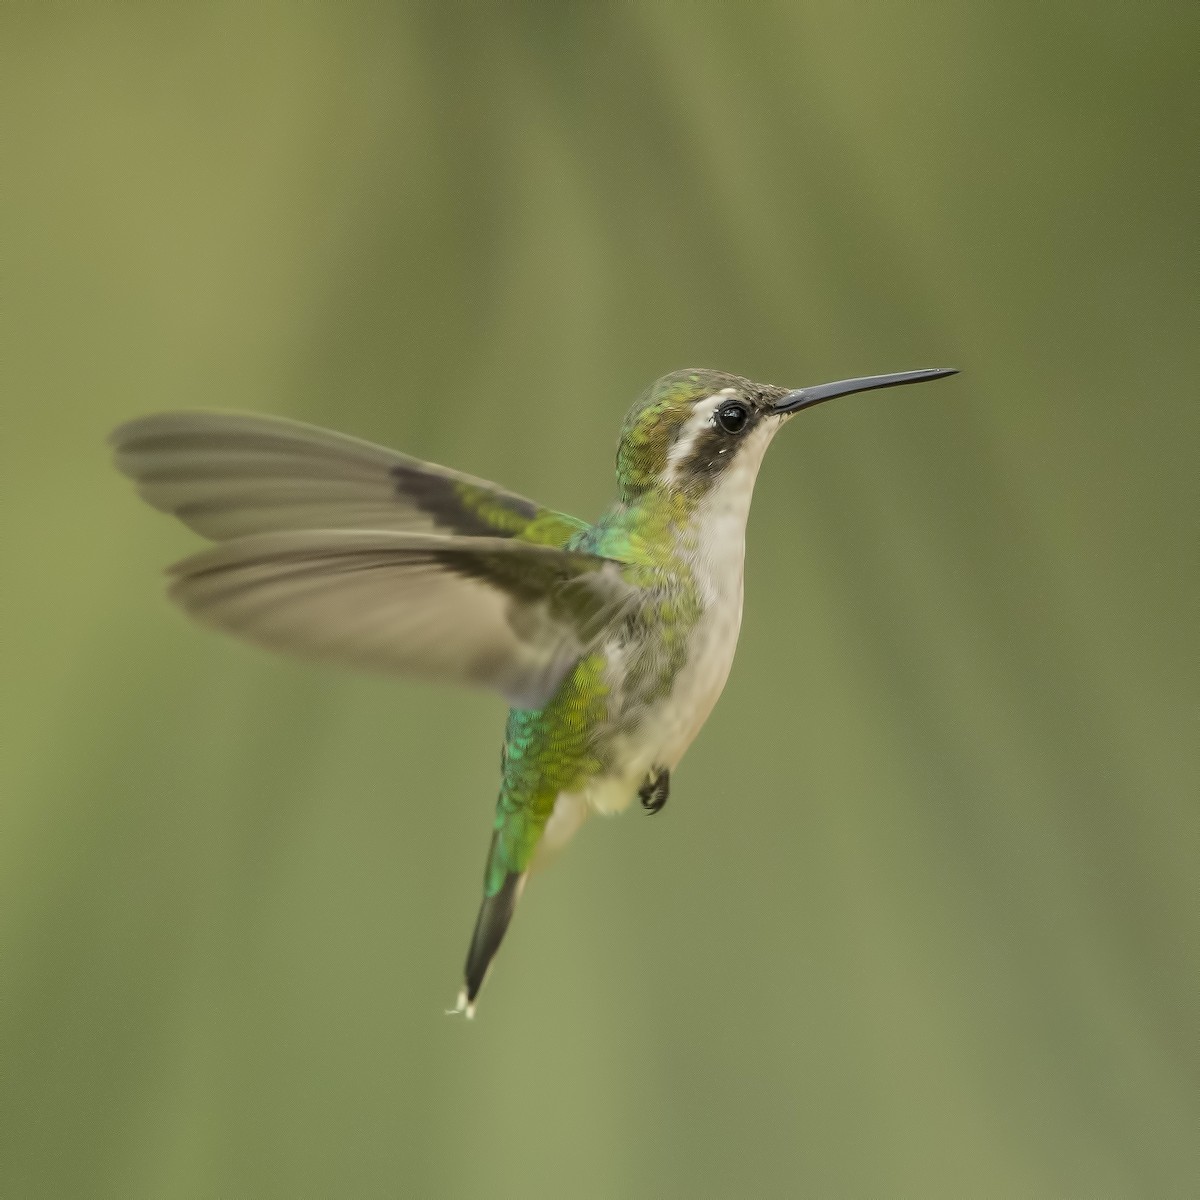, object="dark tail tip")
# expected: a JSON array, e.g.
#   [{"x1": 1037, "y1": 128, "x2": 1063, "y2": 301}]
[{"x1": 457, "y1": 870, "x2": 526, "y2": 1018}]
